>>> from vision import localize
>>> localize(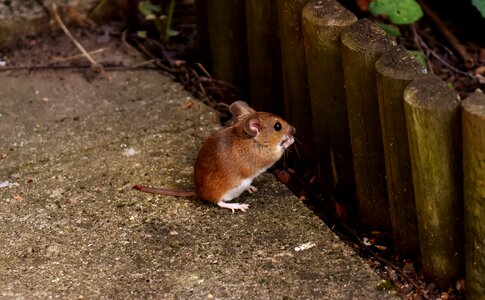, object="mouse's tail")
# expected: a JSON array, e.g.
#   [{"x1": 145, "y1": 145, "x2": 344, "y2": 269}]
[{"x1": 132, "y1": 185, "x2": 196, "y2": 197}]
